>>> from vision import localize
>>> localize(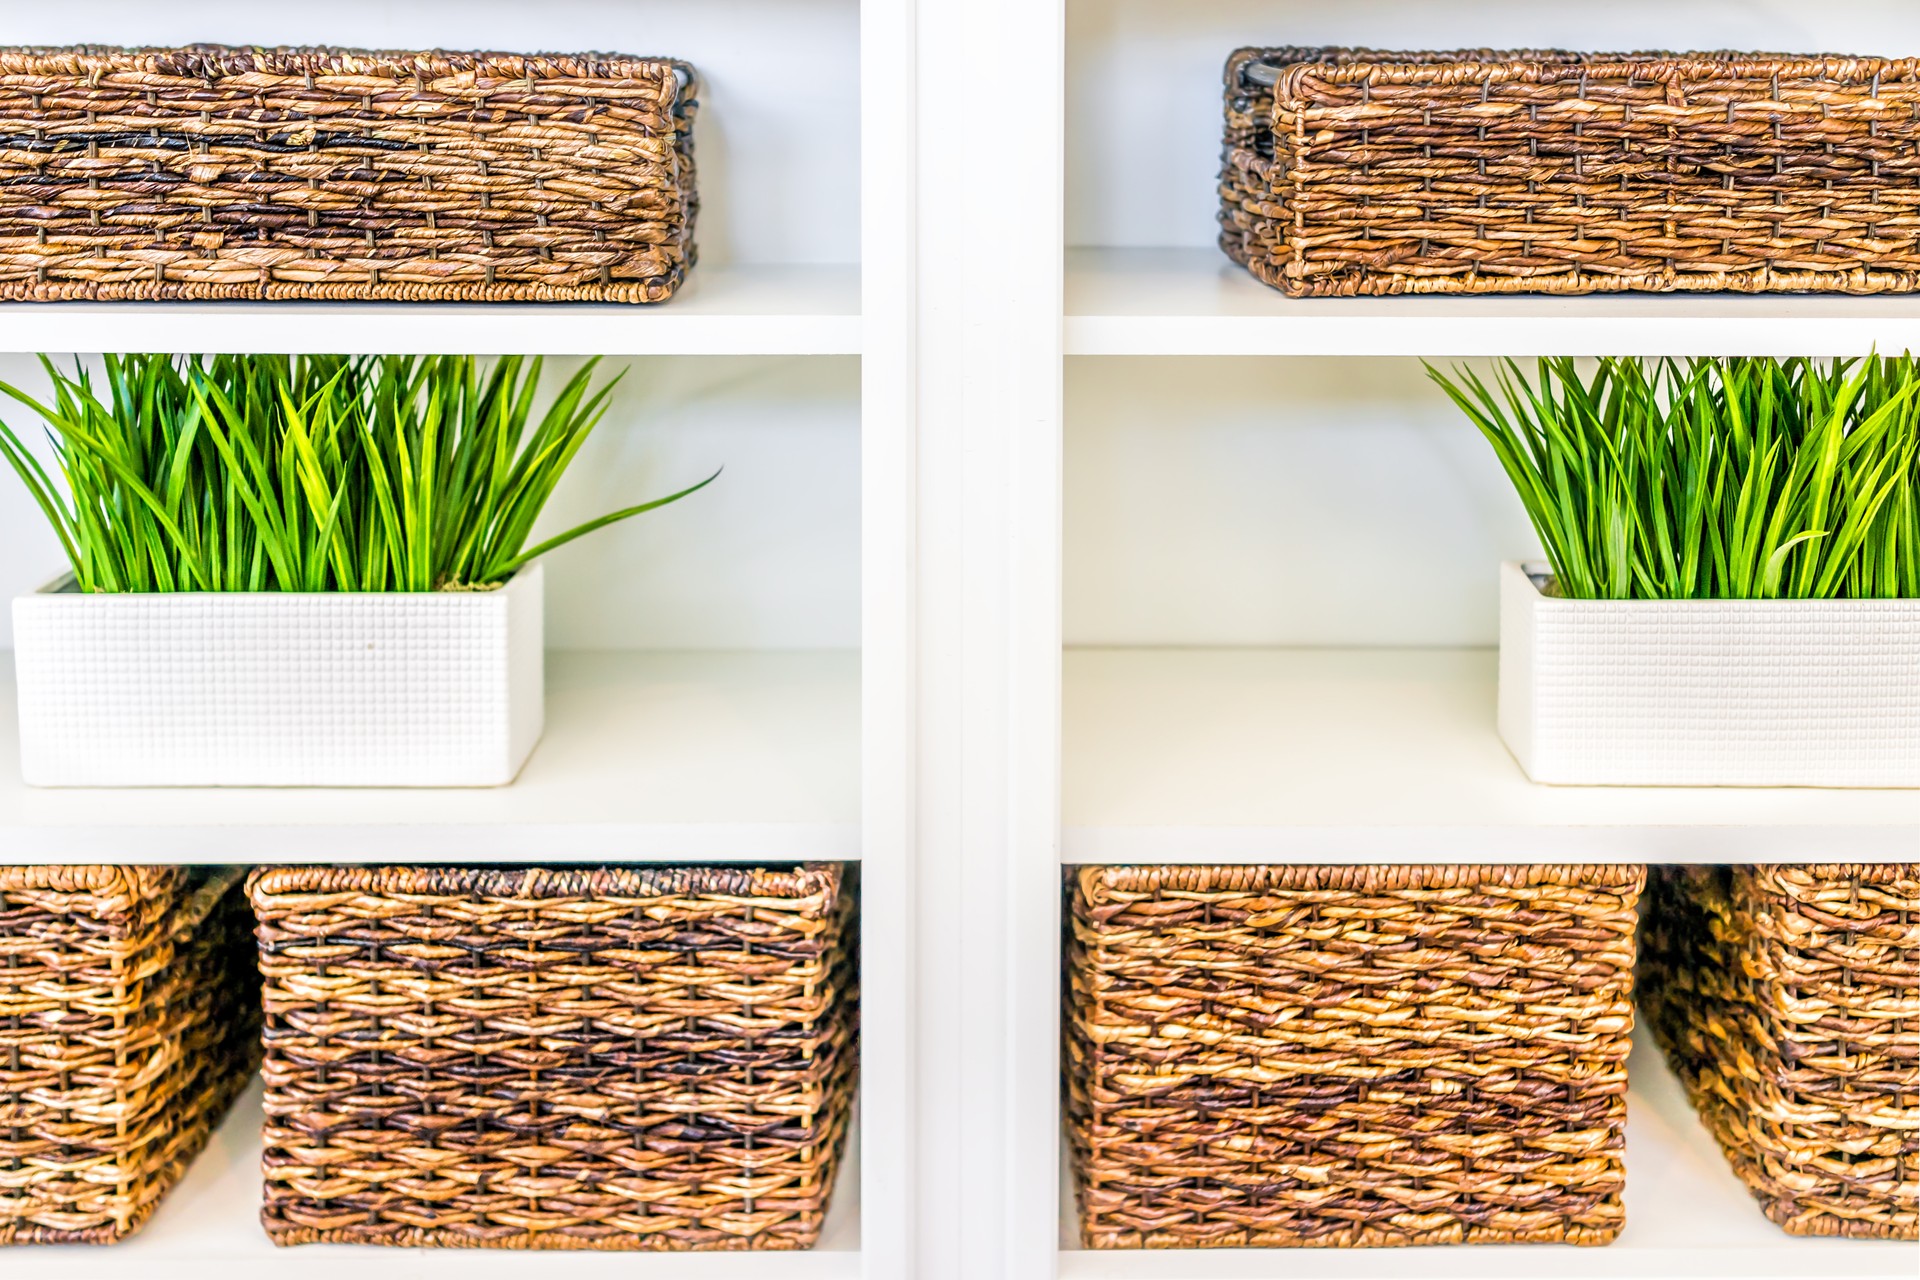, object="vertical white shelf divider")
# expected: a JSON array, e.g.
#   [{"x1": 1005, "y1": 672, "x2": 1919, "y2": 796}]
[{"x1": 860, "y1": 1, "x2": 918, "y2": 1278}]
